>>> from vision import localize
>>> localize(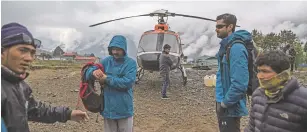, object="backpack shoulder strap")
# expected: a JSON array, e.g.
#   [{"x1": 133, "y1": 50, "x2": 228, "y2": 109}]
[{"x1": 226, "y1": 39, "x2": 246, "y2": 63}]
